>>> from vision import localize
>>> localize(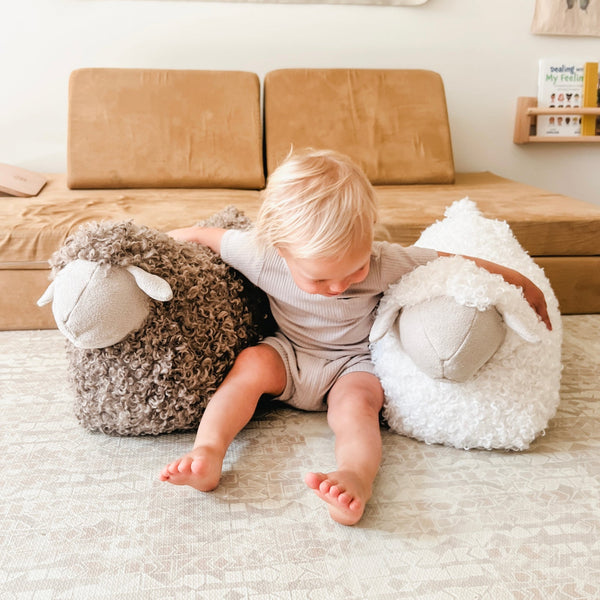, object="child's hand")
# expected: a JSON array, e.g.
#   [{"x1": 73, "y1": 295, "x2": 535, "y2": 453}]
[
  {"x1": 437, "y1": 251, "x2": 552, "y2": 331},
  {"x1": 166, "y1": 227, "x2": 226, "y2": 255},
  {"x1": 486, "y1": 264, "x2": 552, "y2": 331},
  {"x1": 167, "y1": 228, "x2": 194, "y2": 241},
  {"x1": 520, "y1": 277, "x2": 552, "y2": 331}
]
